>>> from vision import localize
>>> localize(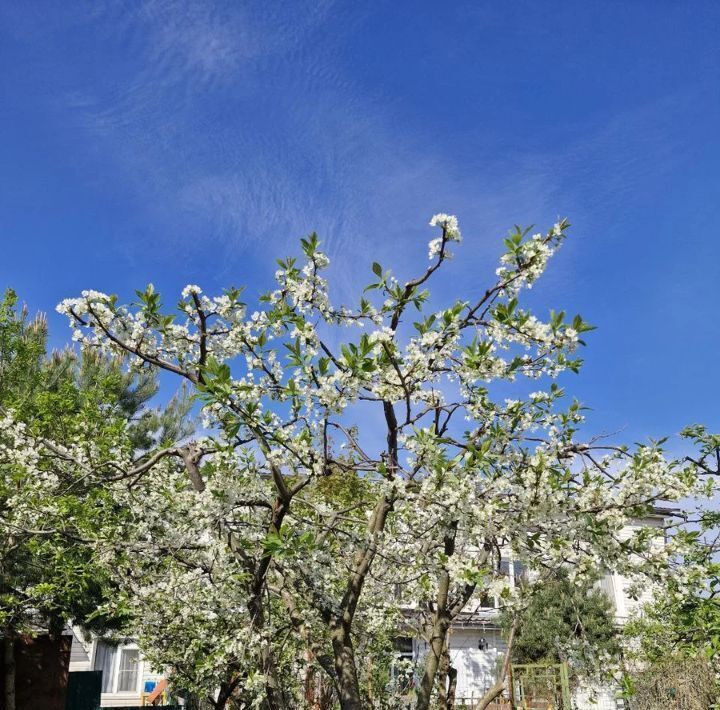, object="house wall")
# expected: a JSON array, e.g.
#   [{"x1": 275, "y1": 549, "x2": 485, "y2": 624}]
[
  {"x1": 69, "y1": 629, "x2": 161, "y2": 708},
  {"x1": 98, "y1": 693, "x2": 144, "y2": 708},
  {"x1": 414, "y1": 627, "x2": 507, "y2": 702},
  {"x1": 69, "y1": 628, "x2": 92, "y2": 672},
  {"x1": 606, "y1": 515, "x2": 666, "y2": 623}
]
